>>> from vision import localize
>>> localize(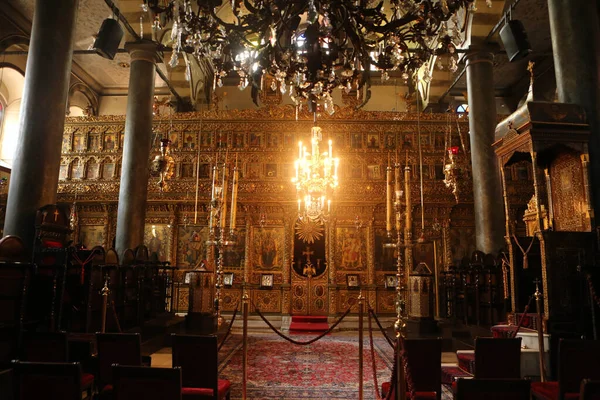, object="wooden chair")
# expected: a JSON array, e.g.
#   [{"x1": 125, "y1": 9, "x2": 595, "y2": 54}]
[
  {"x1": 382, "y1": 338, "x2": 442, "y2": 400},
  {"x1": 96, "y1": 332, "x2": 143, "y2": 395},
  {"x1": 12, "y1": 361, "x2": 82, "y2": 400},
  {"x1": 456, "y1": 378, "x2": 531, "y2": 400},
  {"x1": 0, "y1": 262, "x2": 34, "y2": 366},
  {"x1": 20, "y1": 332, "x2": 96, "y2": 397},
  {"x1": 105, "y1": 249, "x2": 119, "y2": 265},
  {"x1": 532, "y1": 339, "x2": 600, "y2": 400},
  {"x1": 580, "y1": 380, "x2": 600, "y2": 400},
  {"x1": 171, "y1": 334, "x2": 232, "y2": 400},
  {"x1": 0, "y1": 235, "x2": 26, "y2": 262},
  {"x1": 474, "y1": 337, "x2": 522, "y2": 379},
  {"x1": 21, "y1": 330, "x2": 69, "y2": 362},
  {"x1": 112, "y1": 365, "x2": 182, "y2": 400}
]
